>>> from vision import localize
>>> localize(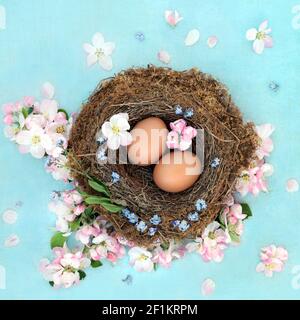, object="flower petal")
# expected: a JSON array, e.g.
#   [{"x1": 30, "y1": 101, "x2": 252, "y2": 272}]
[
  {"x1": 16, "y1": 130, "x2": 31, "y2": 145},
  {"x1": 107, "y1": 135, "x2": 121, "y2": 150},
  {"x1": 102, "y1": 42, "x2": 115, "y2": 56},
  {"x1": 98, "y1": 55, "x2": 113, "y2": 71},
  {"x1": 83, "y1": 43, "x2": 96, "y2": 54},
  {"x1": 264, "y1": 35, "x2": 273, "y2": 48},
  {"x1": 120, "y1": 131, "x2": 132, "y2": 146},
  {"x1": 253, "y1": 39, "x2": 265, "y2": 54},
  {"x1": 2, "y1": 209, "x2": 18, "y2": 224},
  {"x1": 201, "y1": 278, "x2": 216, "y2": 296},
  {"x1": 157, "y1": 50, "x2": 171, "y2": 64},
  {"x1": 259, "y1": 20, "x2": 269, "y2": 32},
  {"x1": 30, "y1": 145, "x2": 45, "y2": 159},
  {"x1": 207, "y1": 36, "x2": 218, "y2": 48},
  {"x1": 87, "y1": 53, "x2": 98, "y2": 67},
  {"x1": 286, "y1": 179, "x2": 299, "y2": 193},
  {"x1": 41, "y1": 82, "x2": 55, "y2": 99},
  {"x1": 184, "y1": 29, "x2": 200, "y2": 46},
  {"x1": 246, "y1": 28, "x2": 258, "y2": 40},
  {"x1": 4, "y1": 234, "x2": 20, "y2": 247},
  {"x1": 92, "y1": 32, "x2": 104, "y2": 48},
  {"x1": 101, "y1": 122, "x2": 113, "y2": 138}
]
